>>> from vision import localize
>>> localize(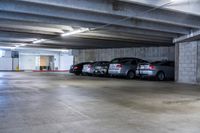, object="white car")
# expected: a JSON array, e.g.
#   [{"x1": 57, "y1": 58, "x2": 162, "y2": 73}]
[{"x1": 82, "y1": 62, "x2": 96, "y2": 75}]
